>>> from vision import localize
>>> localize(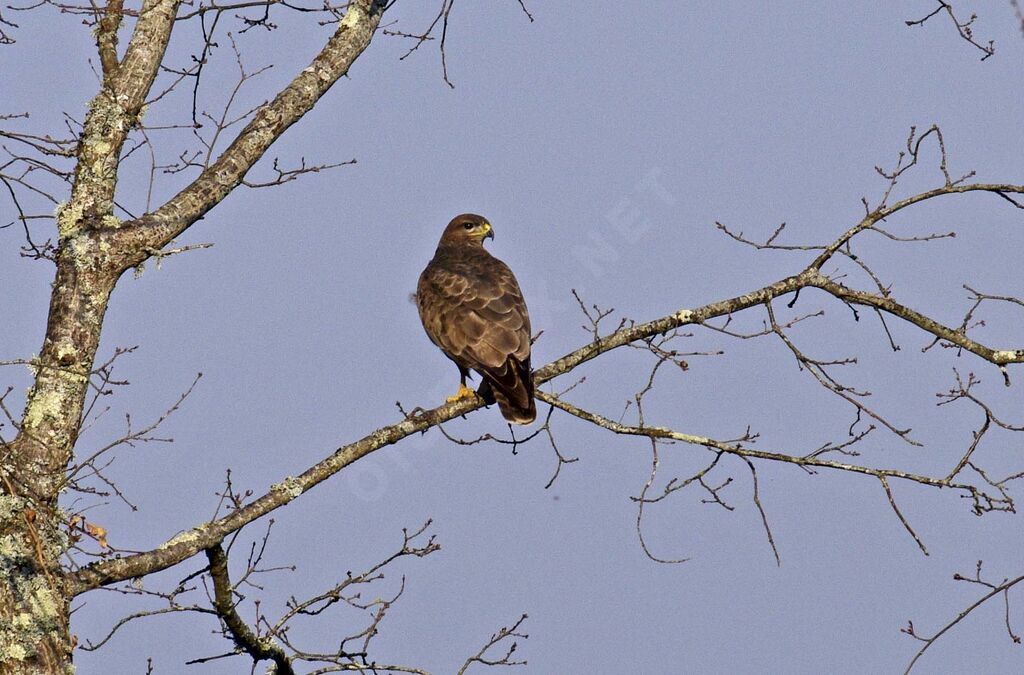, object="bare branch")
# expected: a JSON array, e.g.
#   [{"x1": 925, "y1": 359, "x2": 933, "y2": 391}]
[
  {"x1": 906, "y1": 1, "x2": 995, "y2": 60},
  {"x1": 96, "y1": 0, "x2": 124, "y2": 79},
  {"x1": 206, "y1": 542, "x2": 295, "y2": 674},
  {"x1": 457, "y1": 614, "x2": 529, "y2": 675},
  {"x1": 742, "y1": 457, "x2": 780, "y2": 566},
  {"x1": 808, "y1": 273, "x2": 1024, "y2": 367},
  {"x1": 879, "y1": 476, "x2": 928, "y2": 555},
  {"x1": 903, "y1": 563, "x2": 1024, "y2": 673},
  {"x1": 535, "y1": 389, "x2": 1001, "y2": 520},
  {"x1": 106, "y1": 0, "x2": 386, "y2": 270},
  {"x1": 633, "y1": 438, "x2": 695, "y2": 564},
  {"x1": 241, "y1": 156, "x2": 356, "y2": 188}
]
